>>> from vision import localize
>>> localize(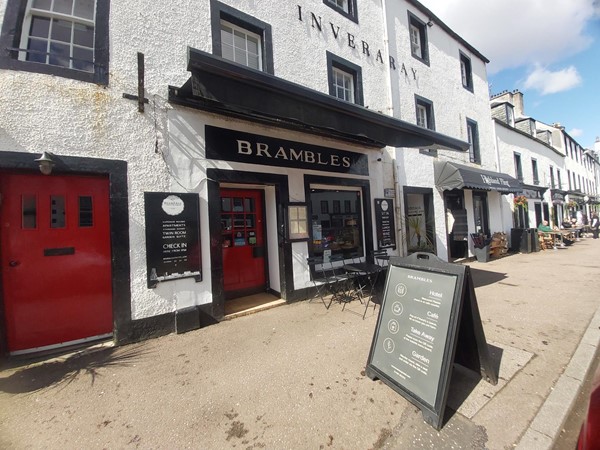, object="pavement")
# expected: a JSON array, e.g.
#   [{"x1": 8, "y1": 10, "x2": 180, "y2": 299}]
[{"x1": 1, "y1": 237, "x2": 599, "y2": 449}]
